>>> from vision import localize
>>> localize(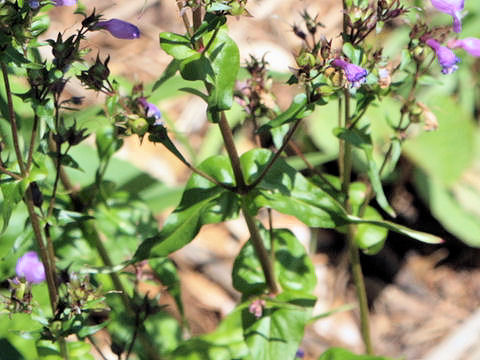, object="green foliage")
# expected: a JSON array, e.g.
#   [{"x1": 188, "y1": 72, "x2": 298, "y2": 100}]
[
  {"x1": 233, "y1": 226, "x2": 316, "y2": 296},
  {"x1": 204, "y1": 26, "x2": 240, "y2": 112},
  {"x1": 2, "y1": 1, "x2": 479, "y2": 359},
  {"x1": 242, "y1": 293, "x2": 315, "y2": 360},
  {"x1": 318, "y1": 347, "x2": 396, "y2": 360},
  {"x1": 134, "y1": 154, "x2": 240, "y2": 260},
  {"x1": 241, "y1": 149, "x2": 348, "y2": 228},
  {"x1": 333, "y1": 126, "x2": 395, "y2": 217}
]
